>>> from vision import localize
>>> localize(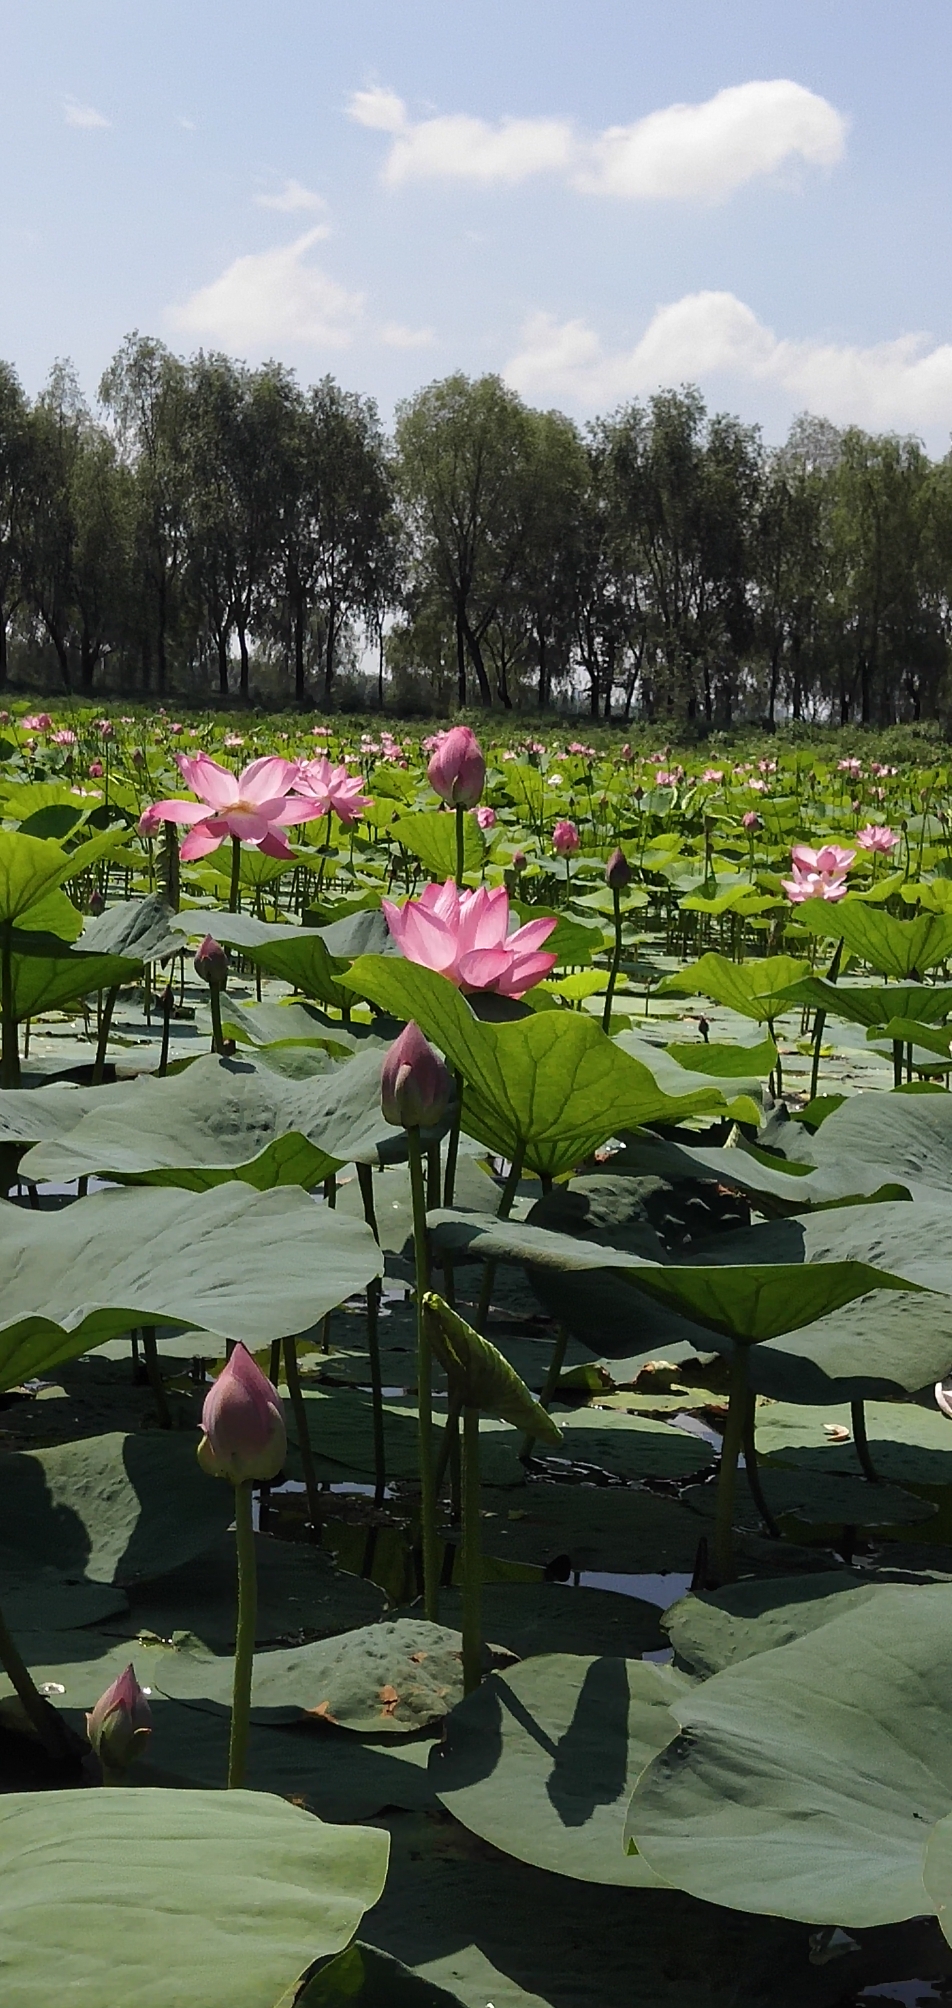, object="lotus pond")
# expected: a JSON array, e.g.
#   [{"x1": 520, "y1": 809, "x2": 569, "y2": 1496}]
[{"x1": 5, "y1": 708, "x2": 952, "y2": 2005}]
